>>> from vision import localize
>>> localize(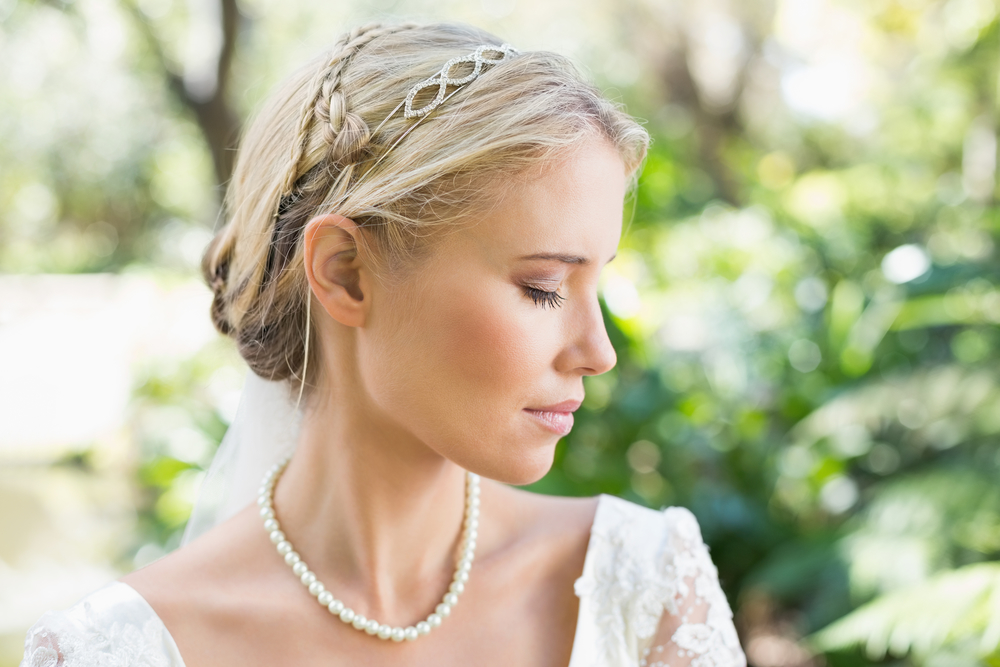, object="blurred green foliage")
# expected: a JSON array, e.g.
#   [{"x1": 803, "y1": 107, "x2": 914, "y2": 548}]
[{"x1": 3, "y1": 0, "x2": 1000, "y2": 664}]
